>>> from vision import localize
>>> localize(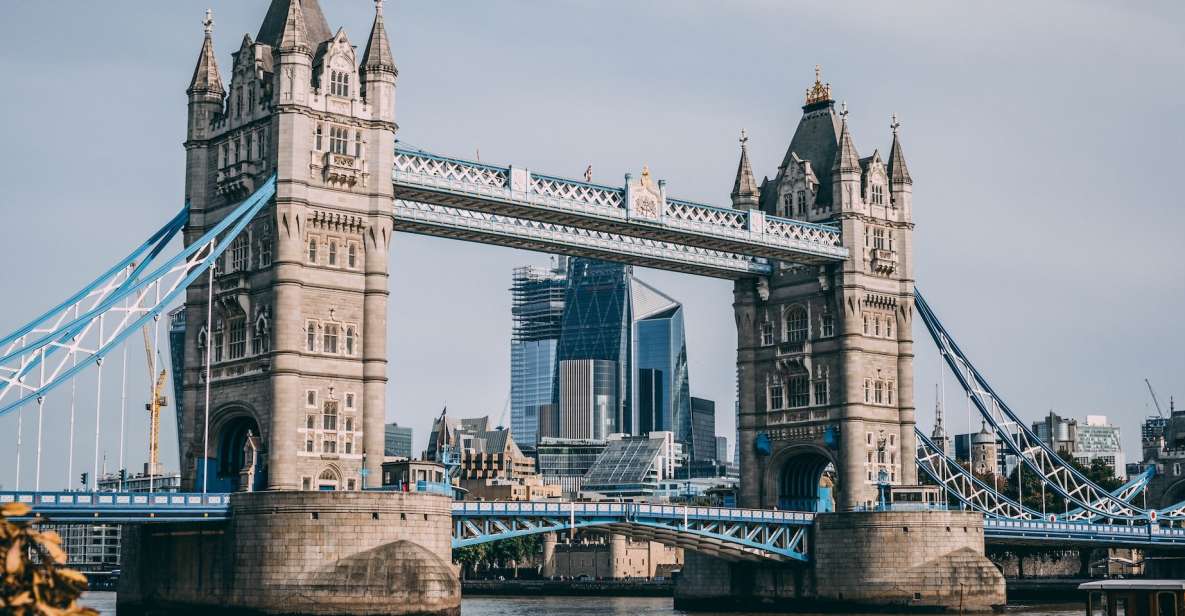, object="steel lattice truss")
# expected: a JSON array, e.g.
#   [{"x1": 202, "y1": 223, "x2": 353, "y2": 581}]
[
  {"x1": 0, "y1": 177, "x2": 276, "y2": 418},
  {"x1": 916, "y1": 289, "x2": 1185, "y2": 522},
  {"x1": 451, "y1": 501, "x2": 812, "y2": 562},
  {"x1": 915, "y1": 428, "x2": 1154, "y2": 523},
  {"x1": 392, "y1": 200, "x2": 771, "y2": 279},
  {"x1": 393, "y1": 147, "x2": 848, "y2": 264}
]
